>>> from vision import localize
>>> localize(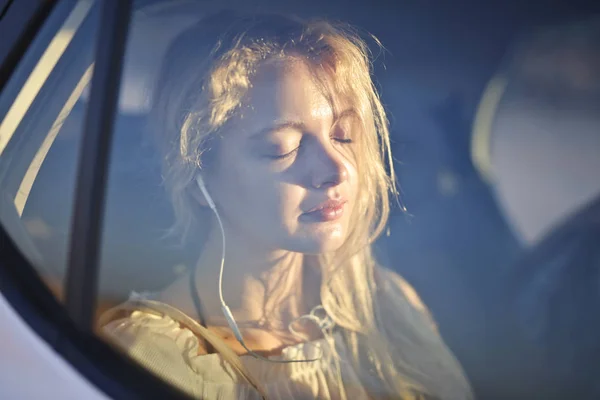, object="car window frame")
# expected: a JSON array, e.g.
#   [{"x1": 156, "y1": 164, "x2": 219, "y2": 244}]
[{"x1": 0, "y1": 1, "x2": 193, "y2": 398}]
